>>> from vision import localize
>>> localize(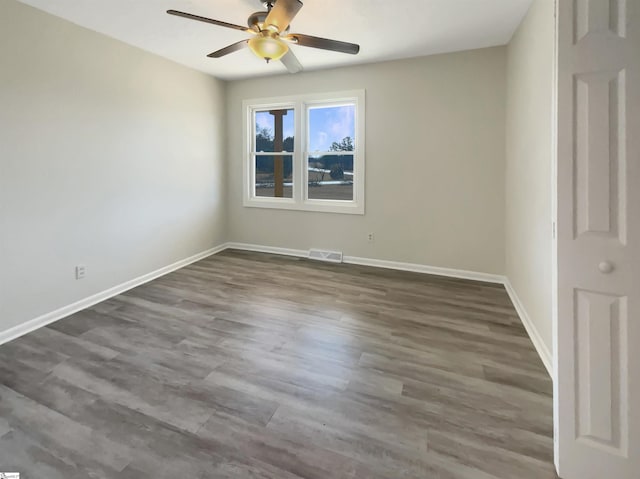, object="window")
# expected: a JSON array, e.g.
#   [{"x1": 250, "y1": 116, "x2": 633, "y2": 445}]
[
  {"x1": 253, "y1": 107, "x2": 295, "y2": 199},
  {"x1": 243, "y1": 90, "x2": 365, "y2": 214}
]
